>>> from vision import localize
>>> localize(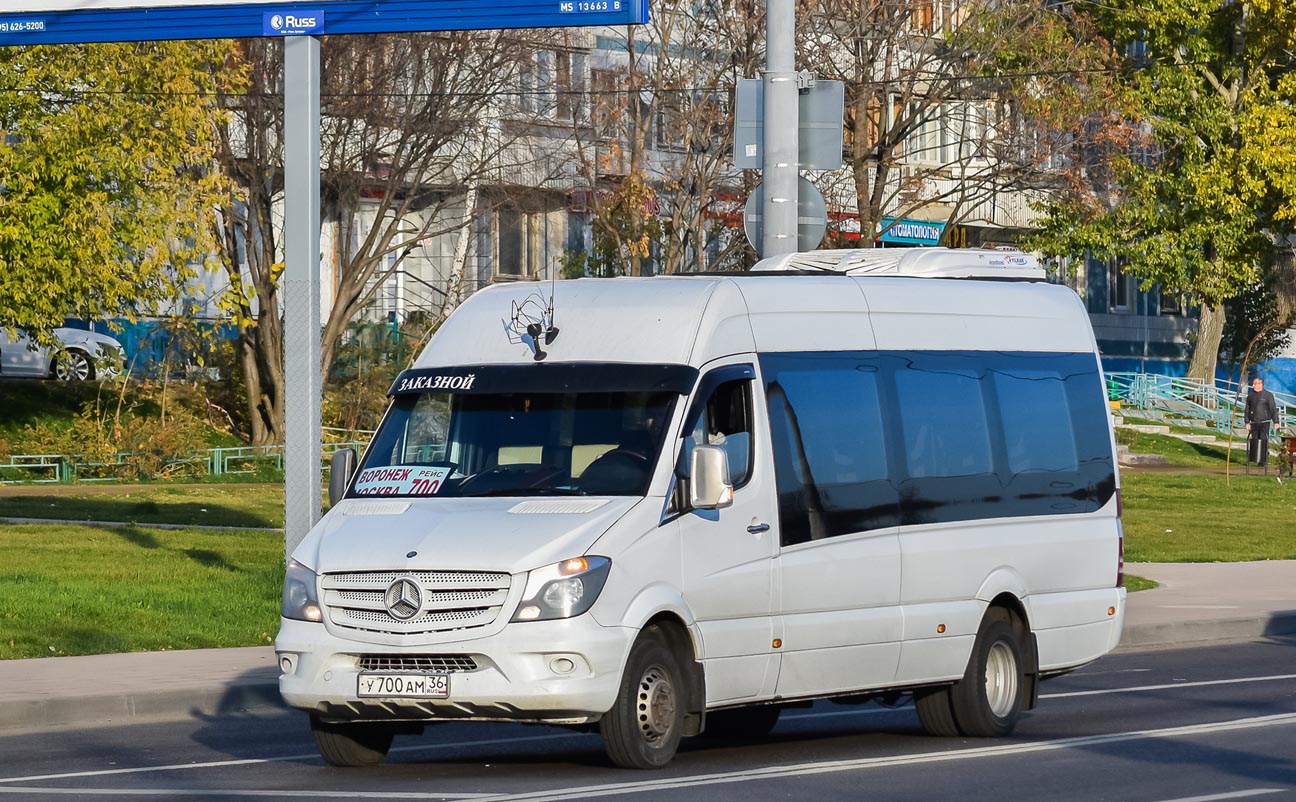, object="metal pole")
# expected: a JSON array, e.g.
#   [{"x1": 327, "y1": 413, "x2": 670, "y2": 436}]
[
  {"x1": 283, "y1": 35, "x2": 323, "y2": 558},
  {"x1": 762, "y1": 0, "x2": 798, "y2": 257}
]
